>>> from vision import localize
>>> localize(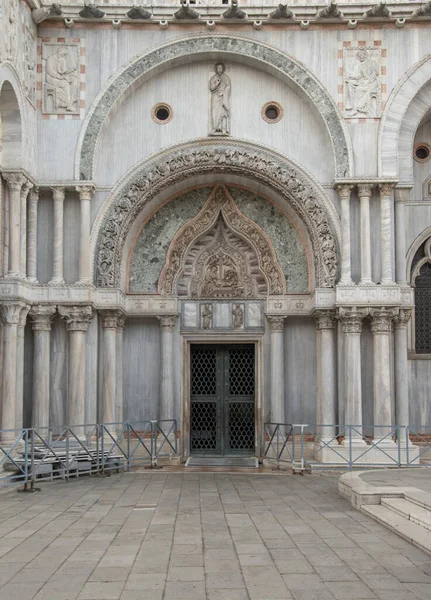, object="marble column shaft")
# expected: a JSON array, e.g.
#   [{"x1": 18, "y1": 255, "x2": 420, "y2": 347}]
[
  {"x1": 58, "y1": 306, "x2": 93, "y2": 427},
  {"x1": 101, "y1": 311, "x2": 124, "y2": 426},
  {"x1": 158, "y1": 316, "x2": 177, "y2": 422},
  {"x1": 1, "y1": 303, "x2": 25, "y2": 434},
  {"x1": 339, "y1": 308, "x2": 367, "y2": 442},
  {"x1": 2, "y1": 173, "x2": 24, "y2": 277},
  {"x1": 20, "y1": 181, "x2": 32, "y2": 278},
  {"x1": 30, "y1": 306, "x2": 56, "y2": 429},
  {"x1": 394, "y1": 309, "x2": 412, "y2": 428},
  {"x1": 15, "y1": 306, "x2": 30, "y2": 430},
  {"x1": 77, "y1": 186, "x2": 93, "y2": 284},
  {"x1": 379, "y1": 183, "x2": 395, "y2": 285},
  {"x1": 116, "y1": 317, "x2": 126, "y2": 423},
  {"x1": 268, "y1": 316, "x2": 286, "y2": 424},
  {"x1": 27, "y1": 188, "x2": 39, "y2": 282},
  {"x1": 358, "y1": 184, "x2": 373, "y2": 284},
  {"x1": 50, "y1": 187, "x2": 65, "y2": 284},
  {"x1": 394, "y1": 188, "x2": 410, "y2": 285},
  {"x1": 315, "y1": 311, "x2": 337, "y2": 439},
  {"x1": 338, "y1": 185, "x2": 353, "y2": 285}
]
